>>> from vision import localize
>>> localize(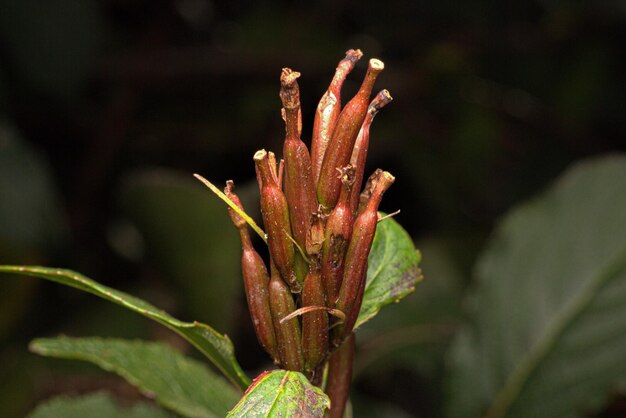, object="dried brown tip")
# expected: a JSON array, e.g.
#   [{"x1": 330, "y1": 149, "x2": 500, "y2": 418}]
[
  {"x1": 224, "y1": 179, "x2": 235, "y2": 194},
  {"x1": 366, "y1": 170, "x2": 395, "y2": 208},
  {"x1": 255, "y1": 149, "x2": 278, "y2": 187},
  {"x1": 268, "y1": 151, "x2": 280, "y2": 185},
  {"x1": 281, "y1": 67, "x2": 301, "y2": 85},
  {"x1": 329, "y1": 49, "x2": 364, "y2": 91},
  {"x1": 380, "y1": 171, "x2": 396, "y2": 186},
  {"x1": 366, "y1": 169, "x2": 394, "y2": 198},
  {"x1": 339, "y1": 165, "x2": 356, "y2": 187},
  {"x1": 369, "y1": 58, "x2": 385, "y2": 72},
  {"x1": 280, "y1": 68, "x2": 301, "y2": 110},
  {"x1": 357, "y1": 169, "x2": 384, "y2": 215},
  {"x1": 346, "y1": 48, "x2": 363, "y2": 62},
  {"x1": 368, "y1": 89, "x2": 393, "y2": 116},
  {"x1": 363, "y1": 169, "x2": 384, "y2": 193},
  {"x1": 358, "y1": 59, "x2": 385, "y2": 92},
  {"x1": 253, "y1": 149, "x2": 268, "y2": 162},
  {"x1": 338, "y1": 49, "x2": 363, "y2": 72}
]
